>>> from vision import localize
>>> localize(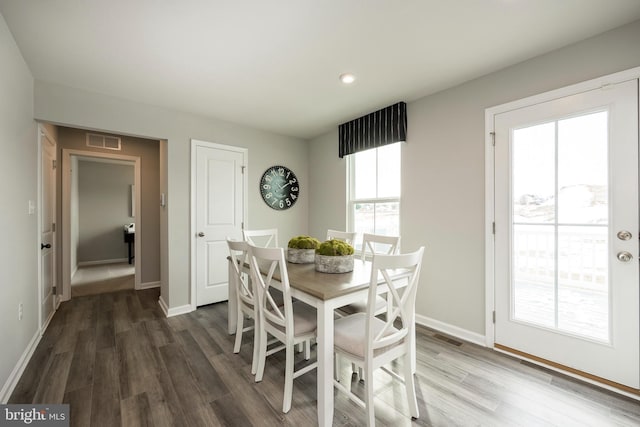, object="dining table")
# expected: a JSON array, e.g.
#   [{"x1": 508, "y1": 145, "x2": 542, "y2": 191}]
[{"x1": 227, "y1": 256, "x2": 414, "y2": 427}]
